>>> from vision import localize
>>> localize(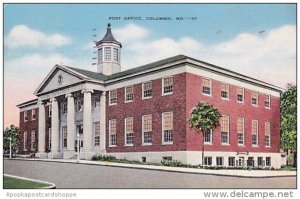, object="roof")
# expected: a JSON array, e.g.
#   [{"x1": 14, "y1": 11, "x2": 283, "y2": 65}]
[
  {"x1": 65, "y1": 66, "x2": 109, "y2": 81},
  {"x1": 96, "y1": 23, "x2": 122, "y2": 47},
  {"x1": 17, "y1": 98, "x2": 38, "y2": 108}
]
